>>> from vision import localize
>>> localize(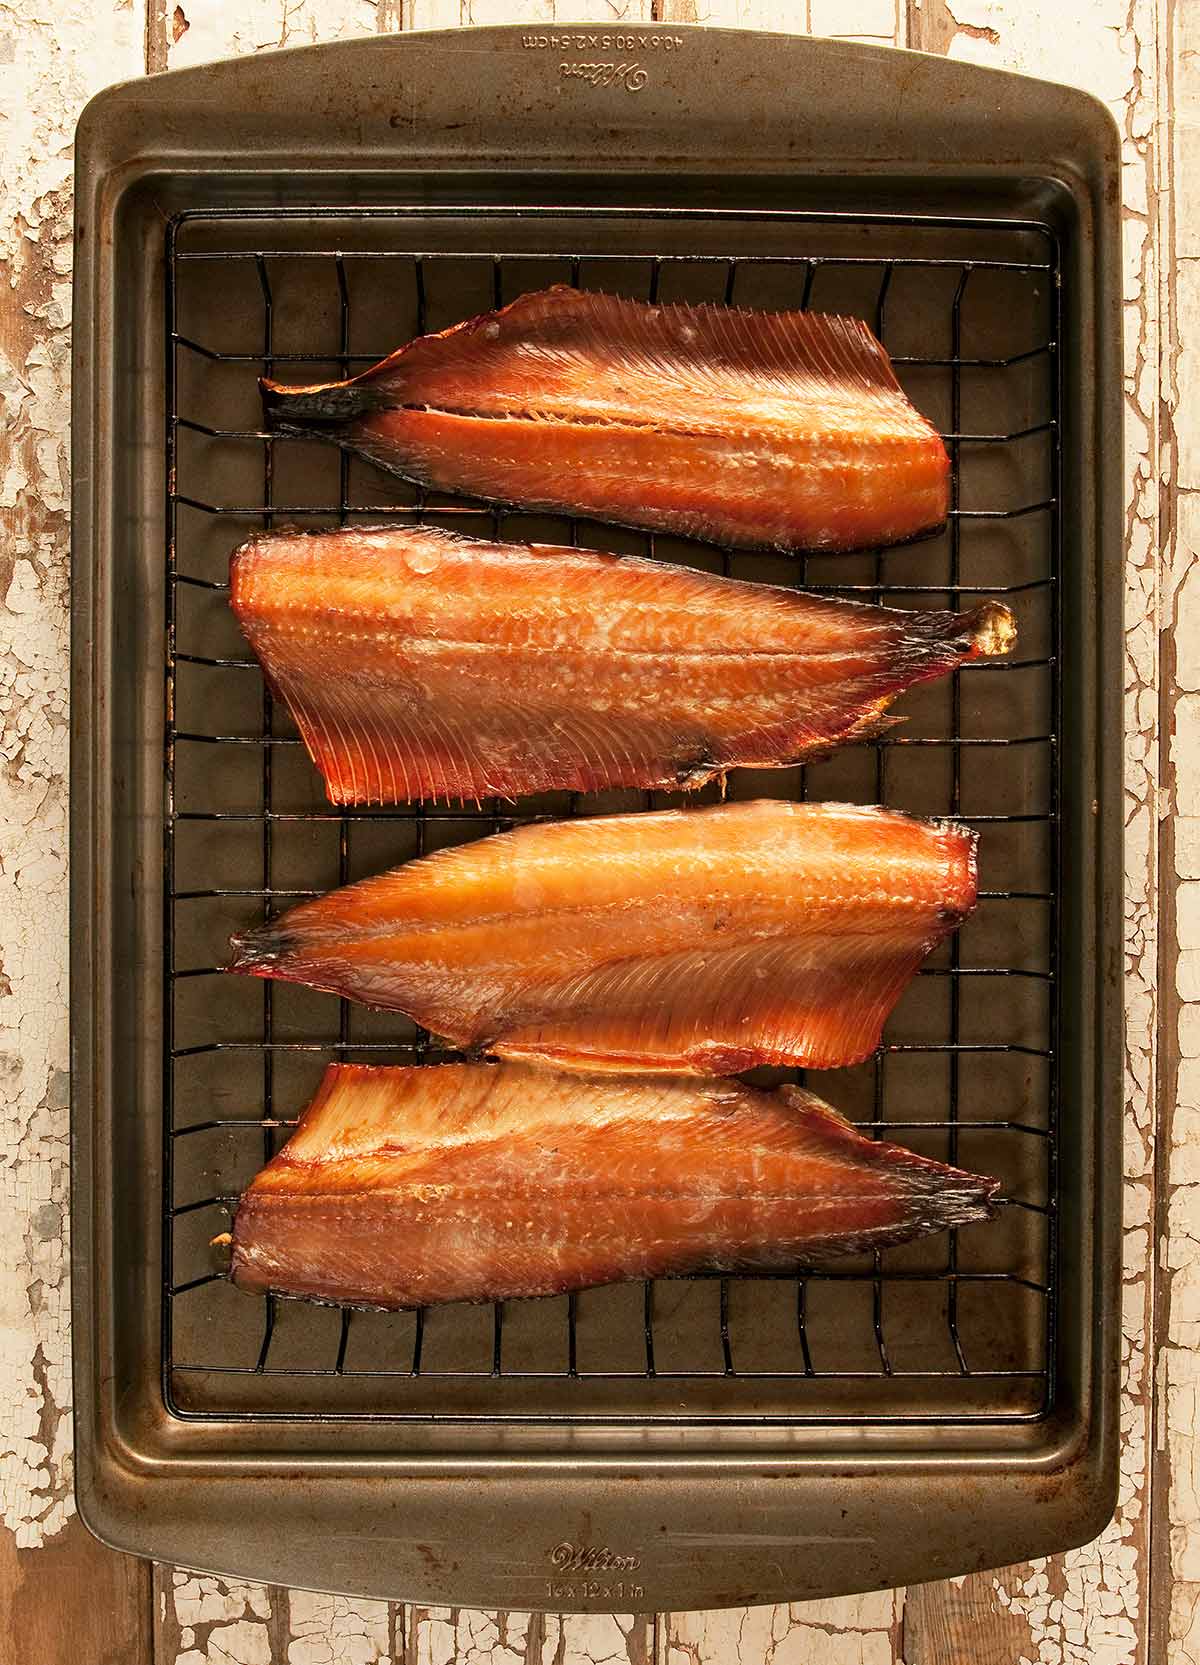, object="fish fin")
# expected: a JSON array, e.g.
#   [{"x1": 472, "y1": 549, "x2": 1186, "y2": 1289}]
[
  {"x1": 260, "y1": 287, "x2": 936, "y2": 433},
  {"x1": 549, "y1": 290, "x2": 913, "y2": 408},
  {"x1": 411, "y1": 285, "x2": 915, "y2": 412},
  {"x1": 778, "y1": 1082, "x2": 991, "y2": 1180},
  {"x1": 226, "y1": 859, "x2": 419, "y2": 972},
  {"x1": 489, "y1": 927, "x2": 948, "y2": 1074},
  {"x1": 682, "y1": 1082, "x2": 1000, "y2": 1244},
  {"x1": 255, "y1": 289, "x2": 562, "y2": 429},
  {"x1": 747, "y1": 705, "x2": 904, "y2": 768},
  {"x1": 227, "y1": 862, "x2": 411, "y2": 976},
  {"x1": 832, "y1": 705, "x2": 906, "y2": 749},
  {"x1": 264, "y1": 650, "x2": 734, "y2": 801},
  {"x1": 261, "y1": 347, "x2": 409, "y2": 425},
  {"x1": 272, "y1": 665, "x2": 489, "y2": 805},
  {"x1": 774, "y1": 1085, "x2": 860, "y2": 1139},
  {"x1": 274, "y1": 1060, "x2": 524, "y2": 1169},
  {"x1": 274, "y1": 1063, "x2": 357, "y2": 1157}
]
